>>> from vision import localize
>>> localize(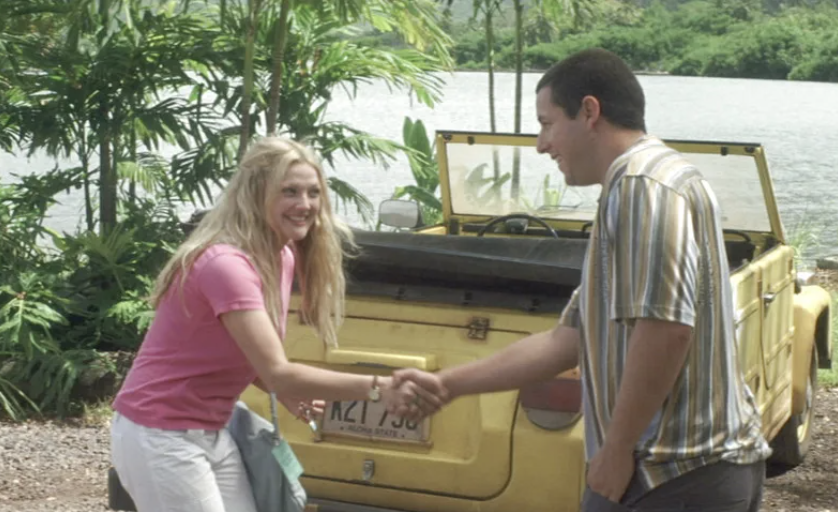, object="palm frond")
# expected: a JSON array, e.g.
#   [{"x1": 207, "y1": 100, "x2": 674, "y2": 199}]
[
  {"x1": 8, "y1": 348, "x2": 112, "y2": 416},
  {"x1": 311, "y1": 122, "x2": 404, "y2": 170},
  {"x1": 327, "y1": 176, "x2": 375, "y2": 227},
  {"x1": 0, "y1": 375, "x2": 41, "y2": 421},
  {"x1": 362, "y1": 0, "x2": 455, "y2": 68},
  {"x1": 0, "y1": 273, "x2": 68, "y2": 359},
  {"x1": 393, "y1": 185, "x2": 443, "y2": 210},
  {"x1": 117, "y1": 152, "x2": 169, "y2": 195}
]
